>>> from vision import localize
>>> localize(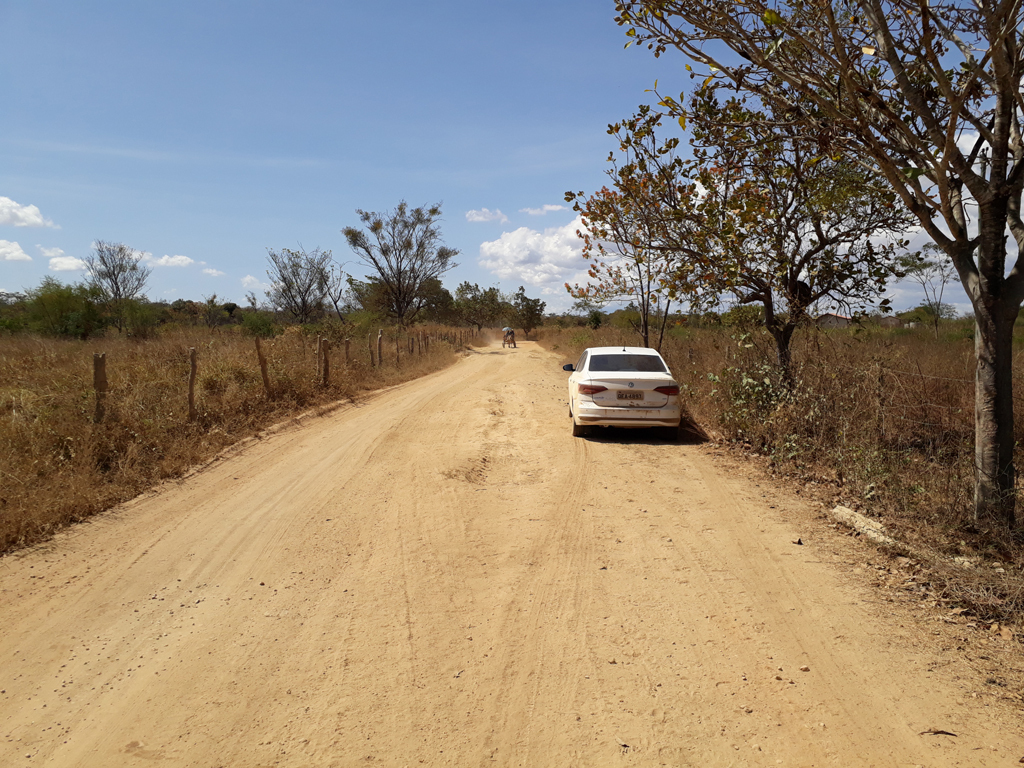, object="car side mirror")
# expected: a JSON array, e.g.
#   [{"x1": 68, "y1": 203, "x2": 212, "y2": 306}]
[{"x1": 562, "y1": 364, "x2": 574, "y2": 372}]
